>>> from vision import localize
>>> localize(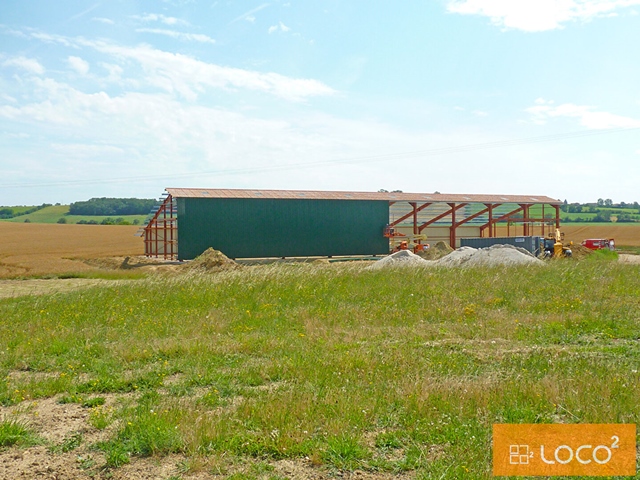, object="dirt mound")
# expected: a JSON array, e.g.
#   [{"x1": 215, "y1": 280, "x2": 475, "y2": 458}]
[
  {"x1": 366, "y1": 249, "x2": 430, "y2": 269},
  {"x1": 434, "y1": 244, "x2": 544, "y2": 268},
  {"x1": 566, "y1": 244, "x2": 594, "y2": 260},
  {"x1": 417, "y1": 241, "x2": 454, "y2": 260},
  {"x1": 185, "y1": 248, "x2": 240, "y2": 272}
]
